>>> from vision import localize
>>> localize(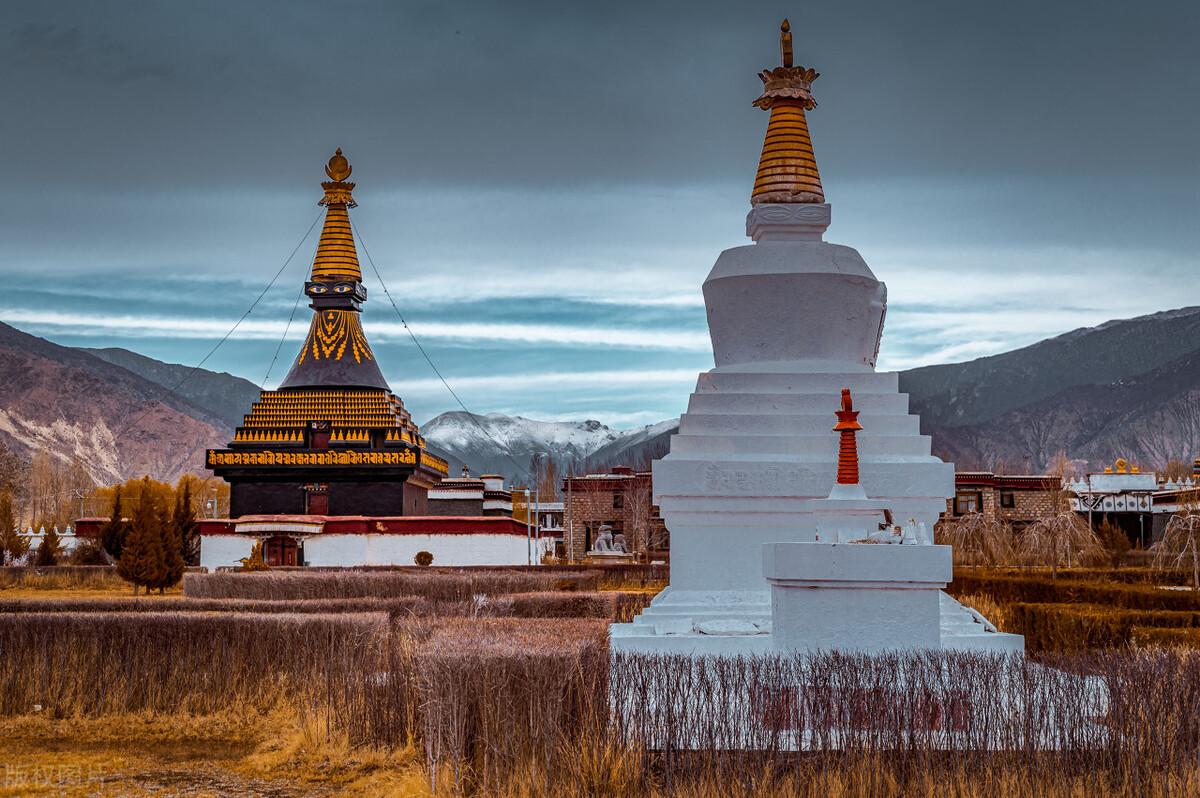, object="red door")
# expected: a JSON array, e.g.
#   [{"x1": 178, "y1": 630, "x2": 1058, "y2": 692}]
[
  {"x1": 306, "y1": 490, "x2": 328, "y2": 515},
  {"x1": 265, "y1": 536, "x2": 298, "y2": 566}
]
